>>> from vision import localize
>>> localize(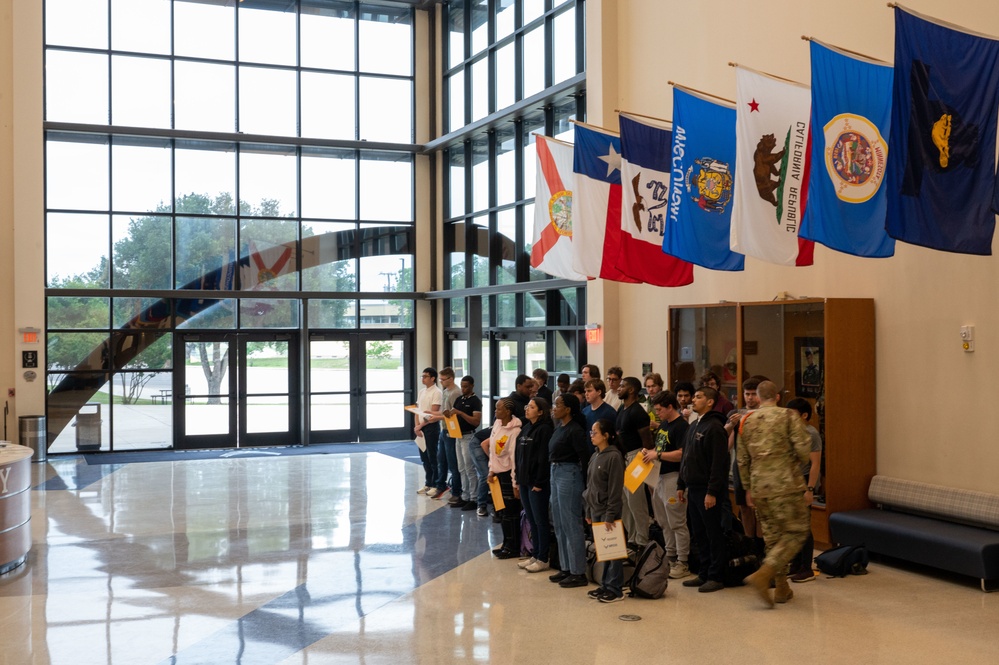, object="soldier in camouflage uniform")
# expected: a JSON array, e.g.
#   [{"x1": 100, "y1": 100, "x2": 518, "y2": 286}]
[{"x1": 736, "y1": 380, "x2": 812, "y2": 608}]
